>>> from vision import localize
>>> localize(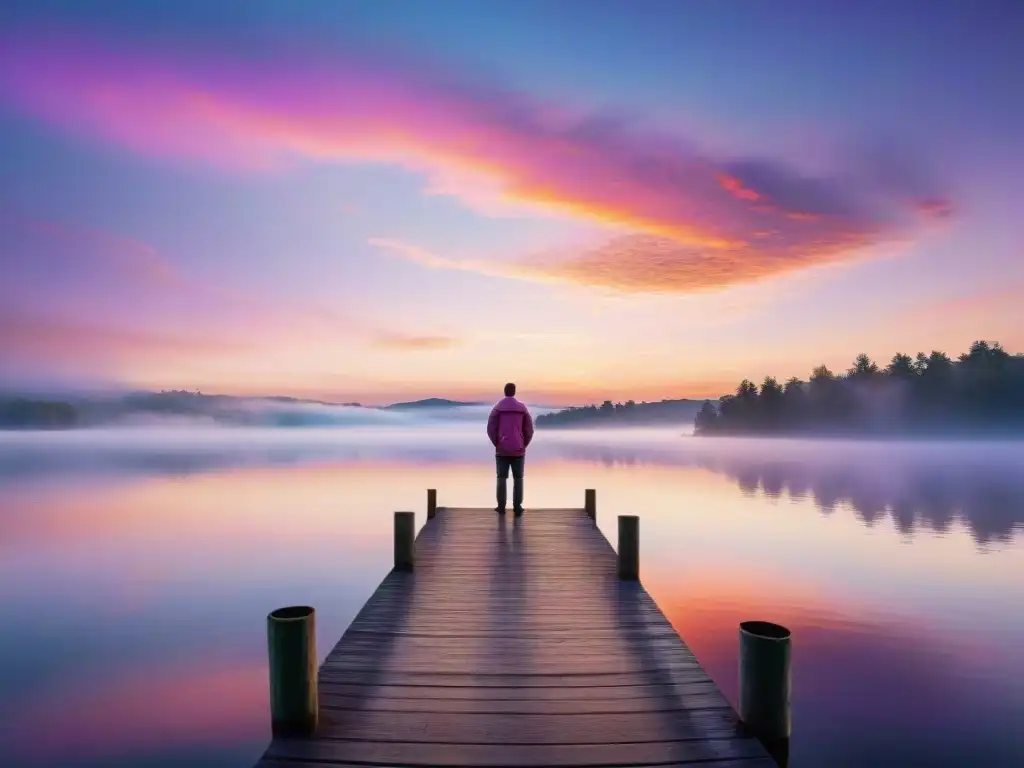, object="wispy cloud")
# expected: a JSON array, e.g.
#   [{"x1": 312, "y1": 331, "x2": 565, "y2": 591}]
[
  {"x1": 367, "y1": 237, "x2": 544, "y2": 283},
  {"x1": 717, "y1": 173, "x2": 762, "y2": 202},
  {"x1": 915, "y1": 198, "x2": 954, "y2": 220},
  {"x1": 0, "y1": 213, "x2": 458, "y2": 379},
  {"x1": 903, "y1": 281, "x2": 1024, "y2": 323},
  {"x1": 374, "y1": 332, "x2": 461, "y2": 350},
  {"x1": 370, "y1": 228, "x2": 905, "y2": 294},
  {"x1": 0, "y1": 309, "x2": 249, "y2": 368},
  {"x1": 0, "y1": 209, "x2": 183, "y2": 304},
  {"x1": 519, "y1": 231, "x2": 878, "y2": 293},
  {"x1": 0, "y1": 25, "x2": 952, "y2": 293}
]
